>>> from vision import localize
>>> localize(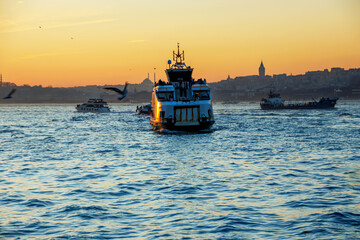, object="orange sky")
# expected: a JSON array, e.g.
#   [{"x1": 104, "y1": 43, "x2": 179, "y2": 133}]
[{"x1": 1, "y1": 0, "x2": 360, "y2": 87}]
